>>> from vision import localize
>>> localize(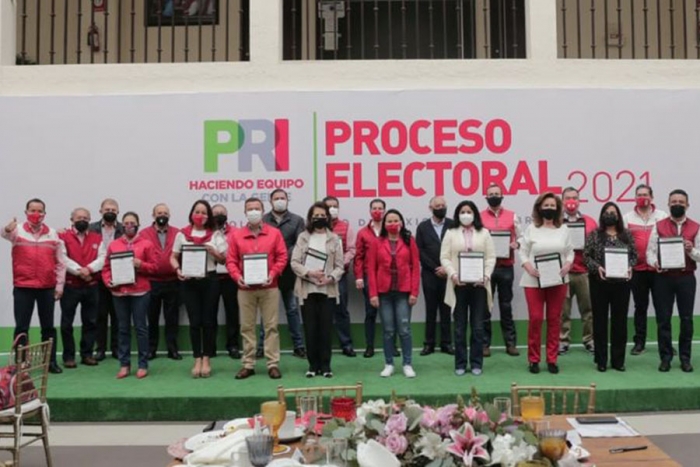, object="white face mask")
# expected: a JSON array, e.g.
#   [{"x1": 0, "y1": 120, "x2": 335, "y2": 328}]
[
  {"x1": 459, "y1": 213, "x2": 474, "y2": 226},
  {"x1": 272, "y1": 200, "x2": 288, "y2": 212},
  {"x1": 246, "y1": 210, "x2": 263, "y2": 224},
  {"x1": 329, "y1": 207, "x2": 339, "y2": 219}
]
